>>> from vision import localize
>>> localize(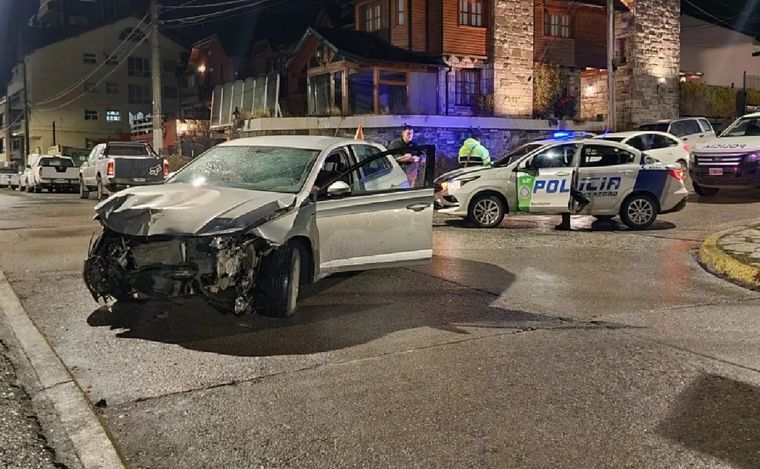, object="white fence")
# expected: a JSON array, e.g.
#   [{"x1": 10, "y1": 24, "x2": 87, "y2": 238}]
[{"x1": 210, "y1": 72, "x2": 281, "y2": 129}]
